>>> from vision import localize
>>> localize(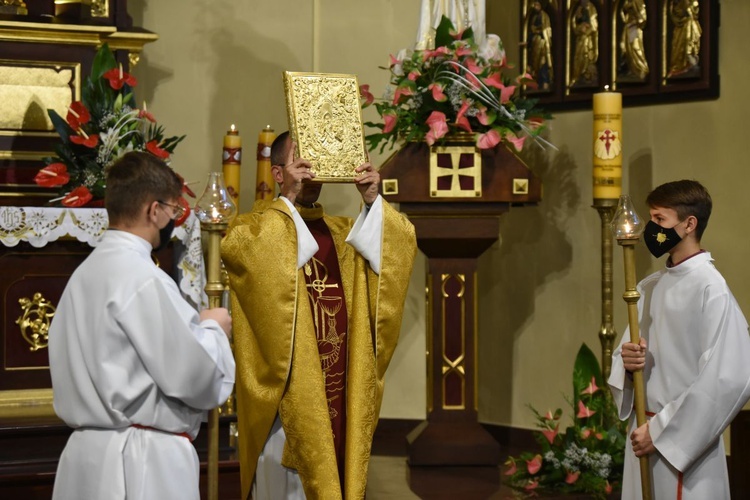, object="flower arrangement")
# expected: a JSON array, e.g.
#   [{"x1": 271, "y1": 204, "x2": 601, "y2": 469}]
[
  {"x1": 361, "y1": 16, "x2": 551, "y2": 154},
  {"x1": 34, "y1": 44, "x2": 187, "y2": 210},
  {"x1": 504, "y1": 344, "x2": 626, "y2": 499}
]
